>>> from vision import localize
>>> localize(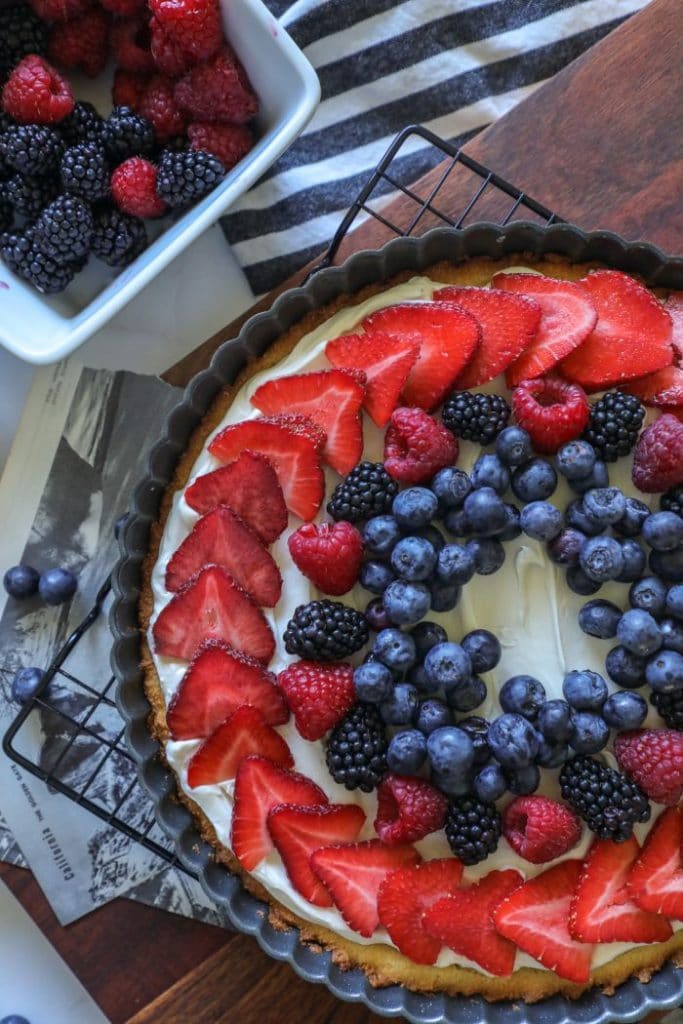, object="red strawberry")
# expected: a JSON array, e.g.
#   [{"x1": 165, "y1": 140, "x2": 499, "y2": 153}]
[
  {"x1": 376, "y1": 858, "x2": 464, "y2": 965},
  {"x1": 208, "y1": 415, "x2": 325, "y2": 521},
  {"x1": 277, "y1": 661, "x2": 355, "y2": 741},
  {"x1": 434, "y1": 286, "x2": 542, "y2": 388},
  {"x1": 560, "y1": 270, "x2": 674, "y2": 390},
  {"x1": 184, "y1": 450, "x2": 287, "y2": 545},
  {"x1": 287, "y1": 521, "x2": 362, "y2": 595},
  {"x1": 631, "y1": 414, "x2": 683, "y2": 493},
  {"x1": 251, "y1": 369, "x2": 365, "y2": 476},
  {"x1": 325, "y1": 331, "x2": 419, "y2": 427},
  {"x1": 187, "y1": 706, "x2": 293, "y2": 787},
  {"x1": 384, "y1": 407, "x2": 458, "y2": 485},
  {"x1": 267, "y1": 804, "x2": 365, "y2": 906},
  {"x1": 628, "y1": 806, "x2": 683, "y2": 919},
  {"x1": 231, "y1": 756, "x2": 328, "y2": 871},
  {"x1": 423, "y1": 869, "x2": 523, "y2": 976},
  {"x1": 624, "y1": 365, "x2": 683, "y2": 408},
  {"x1": 167, "y1": 640, "x2": 288, "y2": 740},
  {"x1": 355, "y1": 302, "x2": 480, "y2": 411},
  {"x1": 491, "y1": 273, "x2": 598, "y2": 387},
  {"x1": 310, "y1": 840, "x2": 421, "y2": 937},
  {"x1": 666, "y1": 292, "x2": 683, "y2": 363},
  {"x1": 613, "y1": 729, "x2": 683, "y2": 806},
  {"x1": 493, "y1": 860, "x2": 594, "y2": 984},
  {"x1": 165, "y1": 505, "x2": 281, "y2": 606},
  {"x1": 502, "y1": 795, "x2": 582, "y2": 864},
  {"x1": 512, "y1": 377, "x2": 590, "y2": 454},
  {"x1": 570, "y1": 836, "x2": 672, "y2": 944},
  {"x1": 152, "y1": 565, "x2": 275, "y2": 663},
  {"x1": 374, "y1": 774, "x2": 448, "y2": 846}
]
